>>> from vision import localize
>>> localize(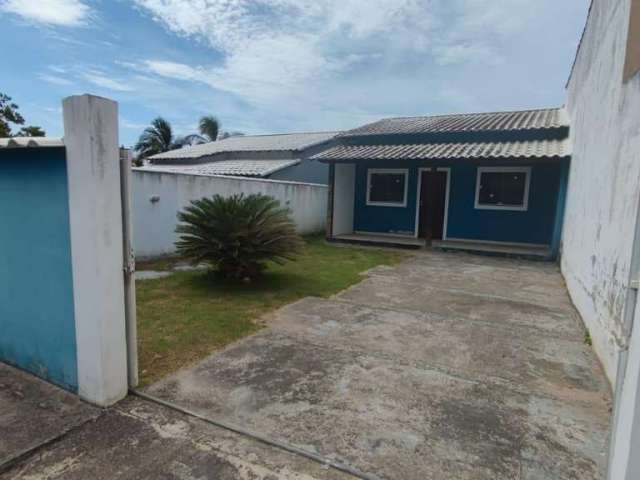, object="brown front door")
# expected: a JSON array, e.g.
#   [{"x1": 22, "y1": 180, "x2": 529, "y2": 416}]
[{"x1": 418, "y1": 170, "x2": 447, "y2": 241}]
